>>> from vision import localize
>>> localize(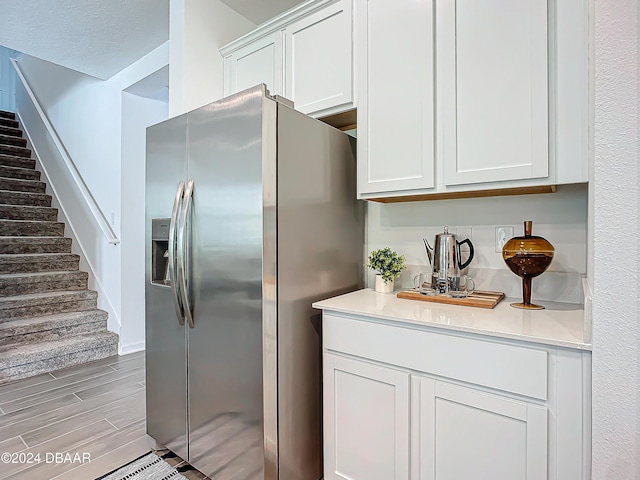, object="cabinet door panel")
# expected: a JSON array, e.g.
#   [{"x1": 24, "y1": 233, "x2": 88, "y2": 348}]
[
  {"x1": 357, "y1": 0, "x2": 435, "y2": 195},
  {"x1": 439, "y1": 0, "x2": 548, "y2": 186},
  {"x1": 285, "y1": 0, "x2": 352, "y2": 115},
  {"x1": 417, "y1": 378, "x2": 547, "y2": 480},
  {"x1": 324, "y1": 354, "x2": 410, "y2": 480},
  {"x1": 224, "y1": 32, "x2": 283, "y2": 97}
]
